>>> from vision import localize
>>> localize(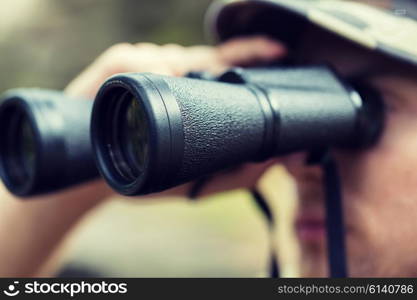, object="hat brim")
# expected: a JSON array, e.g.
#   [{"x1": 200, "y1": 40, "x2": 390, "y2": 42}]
[{"x1": 206, "y1": 0, "x2": 417, "y2": 68}]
